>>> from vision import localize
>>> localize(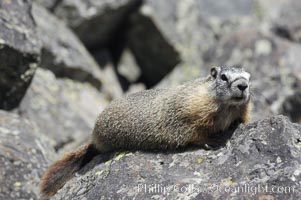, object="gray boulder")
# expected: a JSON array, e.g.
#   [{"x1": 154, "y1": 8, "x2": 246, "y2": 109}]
[
  {"x1": 53, "y1": 0, "x2": 143, "y2": 48},
  {"x1": 147, "y1": 0, "x2": 259, "y2": 87},
  {"x1": 53, "y1": 115, "x2": 301, "y2": 199},
  {"x1": 0, "y1": 110, "x2": 55, "y2": 200},
  {"x1": 281, "y1": 90, "x2": 301, "y2": 123},
  {"x1": 52, "y1": 0, "x2": 180, "y2": 90},
  {"x1": 32, "y1": 3, "x2": 104, "y2": 90},
  {"x1": 33, "y1": 0, "x2": 58, "y2": 10},
  {"x1": 19, "y1": 68, "x2": 109, "y2": 153},
  {"x1": 123, "y1": 11, "x2": 180, "y2": 88},
  {"x1": 0, "y1": 0, "x2": 41, "y2": 110},
  {"x1": 259, "y1": 0, "x2": 301, "y2": 42}
]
